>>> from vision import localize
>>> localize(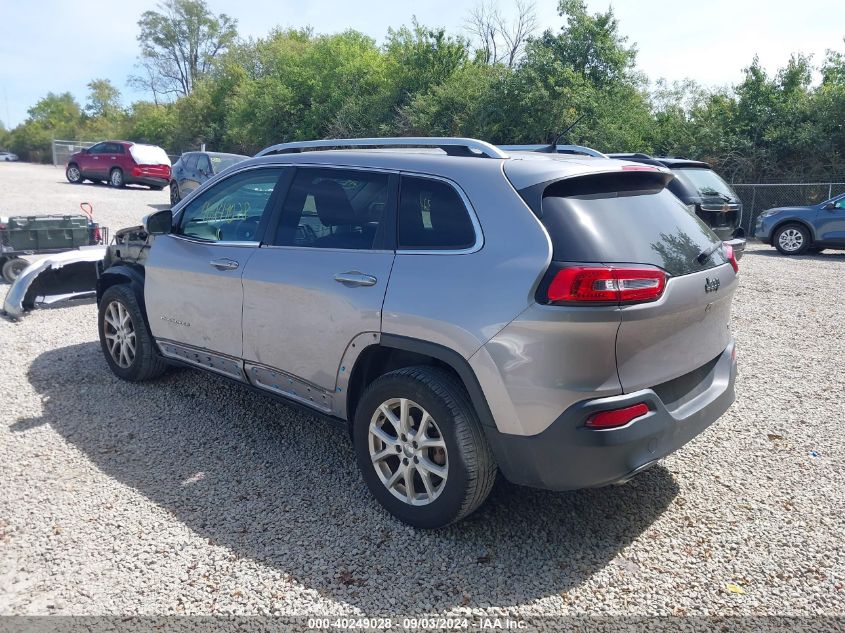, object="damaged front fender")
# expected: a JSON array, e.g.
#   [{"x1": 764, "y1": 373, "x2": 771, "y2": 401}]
[{"x1": 3, "y1": 246, "x2": 107, "y2": 318}]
